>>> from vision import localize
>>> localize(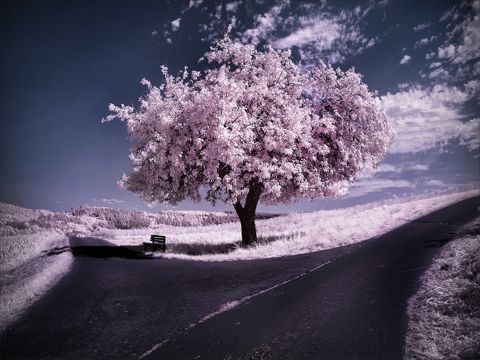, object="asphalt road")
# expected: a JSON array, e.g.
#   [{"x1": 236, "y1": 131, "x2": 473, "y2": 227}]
[{"x1": 1, "y1": 196, "x2": 478, "y2": 360}]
